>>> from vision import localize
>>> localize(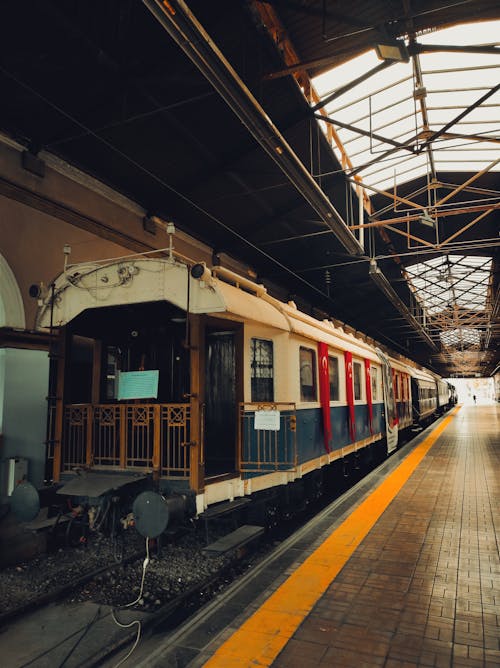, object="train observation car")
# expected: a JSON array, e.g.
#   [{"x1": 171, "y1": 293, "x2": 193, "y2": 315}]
[{"x1": 35, "y1": 253, "x2": 449, "y2": 532}]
